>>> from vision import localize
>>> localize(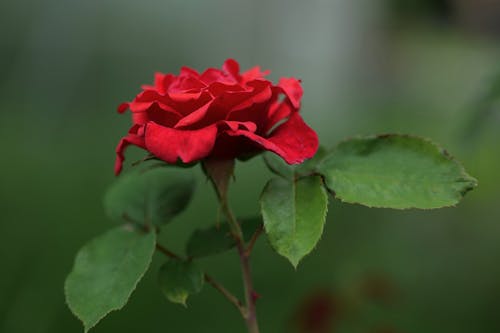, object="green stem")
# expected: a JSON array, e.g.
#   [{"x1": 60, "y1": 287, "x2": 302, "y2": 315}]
[
  {"x1": 220, "y1": 197, "x2": 244, "y2": 241},
  {"x1": 238, "y1": 244, "x2": 260, "y2": 333},
  {"x1": 220, "y1": 197, "x2": 260, "y2": 333},
  {"x1": 204, "y1": 273, "x2": 246, "y2": 317},
  {"x1": 155, "y1": 243, "x2": 245, "y2": 315},
  {"x1": 203, "y1": 159, "x2": 260, "y2": 333},
  {"x1": 245, "y1": 224, "x2": 264, "y2": 257}
]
